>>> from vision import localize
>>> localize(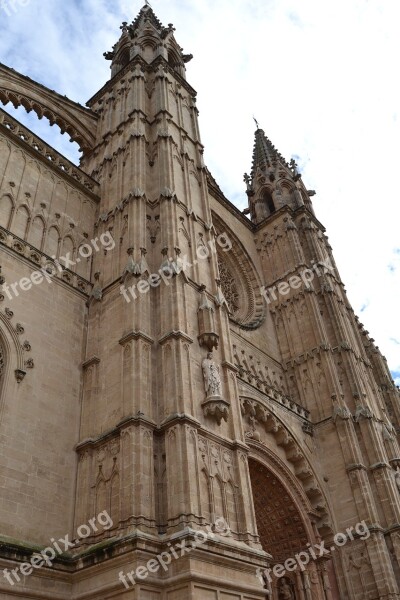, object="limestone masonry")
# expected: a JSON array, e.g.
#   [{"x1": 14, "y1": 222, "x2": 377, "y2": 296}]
[{"x1": 0, "y1": 5, "x2": 399, "y2": 599}]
